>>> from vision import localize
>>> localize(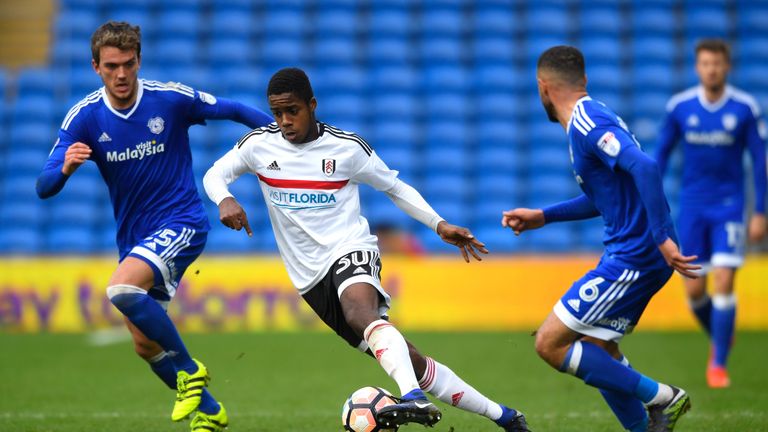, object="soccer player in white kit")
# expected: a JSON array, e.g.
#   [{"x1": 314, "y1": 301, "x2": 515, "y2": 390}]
[{"x1": 203, "y1": 68, "x2": 530, "y2": 431}]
